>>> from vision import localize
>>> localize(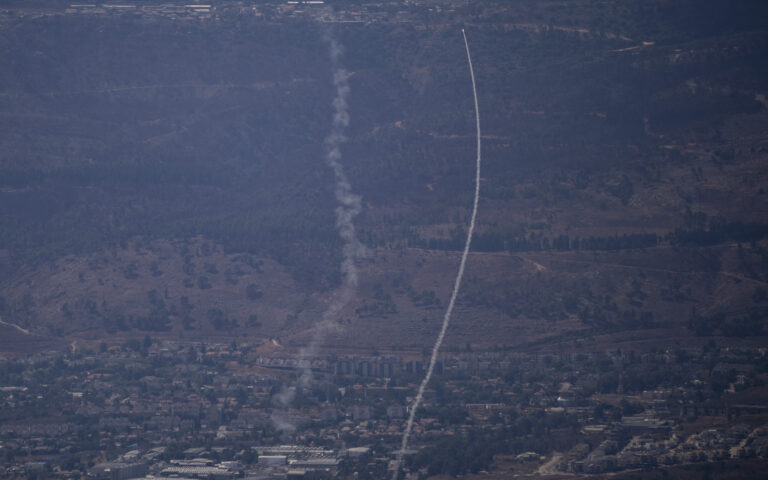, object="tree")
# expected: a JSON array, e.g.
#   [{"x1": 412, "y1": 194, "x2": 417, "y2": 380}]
[
  {"x1": 246, "y1": 283, "x2": 263, "y2": 300},
  {"x1": 197, "y1": 276, "x2": 212, "y2": 289}
]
